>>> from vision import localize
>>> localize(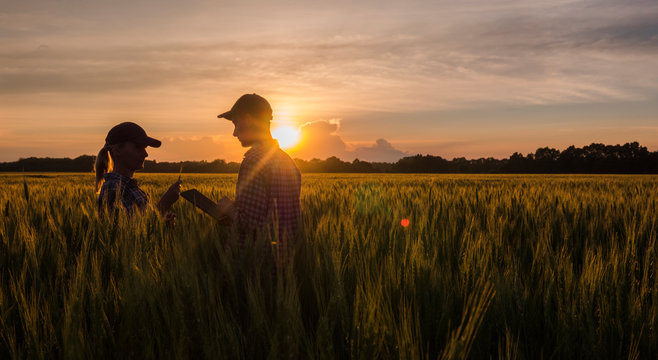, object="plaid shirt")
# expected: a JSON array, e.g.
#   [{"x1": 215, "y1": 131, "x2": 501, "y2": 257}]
[
  {"x1": 98, "y1": 172, "x2": 149, "y2": 213},
  {"x1": 235, "y1": 138, "x2": 302, "y2": 261}
]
